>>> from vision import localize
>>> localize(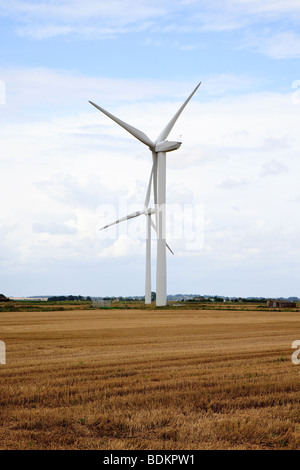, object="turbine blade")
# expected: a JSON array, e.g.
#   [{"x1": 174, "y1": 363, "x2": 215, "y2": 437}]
[
  {"x1": 152, "y1": 152, "x2": 158, "y2": 228},
  {"x1": 150, "y1": 219, "x2": 174, "y2": 255},
  {"x1": 151, "y1": 218, "x2": 157, "y2": 232},
  {"x1": 156, "y1": 82, "x2": 201, "y2": 142},
  {"x1": 144, "y1": 165, "x2": 153, "y2": 209},
  {"x1": 99, "y1": 211, "x2": 143, "y2": 230},
  {"x1": 152, "y1": 152, "x2": 157, "y2": 204},
  {"x1": 166, "y1": 242, "x2": 174, "y2": 255},
  {"x1": 89, "y1": 101, "x2": 154, "y2": 149}
]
